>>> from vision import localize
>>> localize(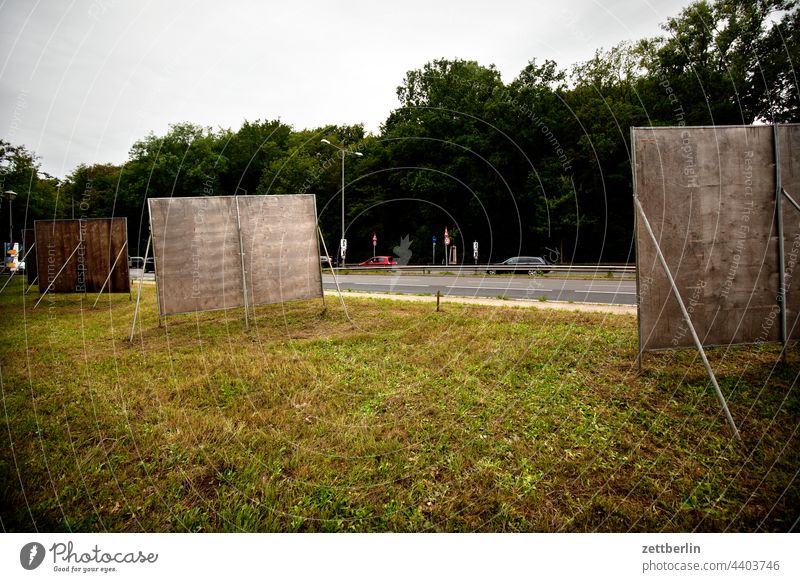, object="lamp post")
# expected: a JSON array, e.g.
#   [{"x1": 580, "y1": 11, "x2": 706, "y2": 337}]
[
  {"x1": 321, "y1": 139, "x2": 363, "y2": 266},
  {"x1": 2, "y1": 190, "x2": 17, "y2": 242}
]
